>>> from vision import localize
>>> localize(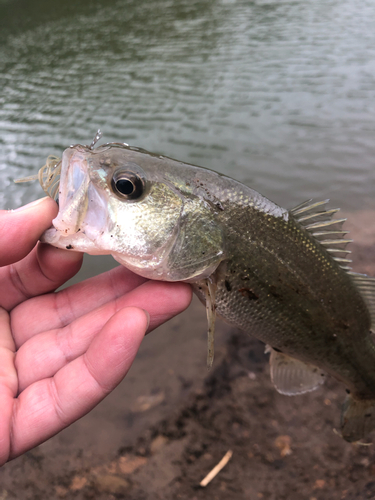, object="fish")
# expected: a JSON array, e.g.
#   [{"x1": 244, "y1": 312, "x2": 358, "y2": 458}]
[{"x1": 17, "y1": 131, "x2": 375, "y2": 442}]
